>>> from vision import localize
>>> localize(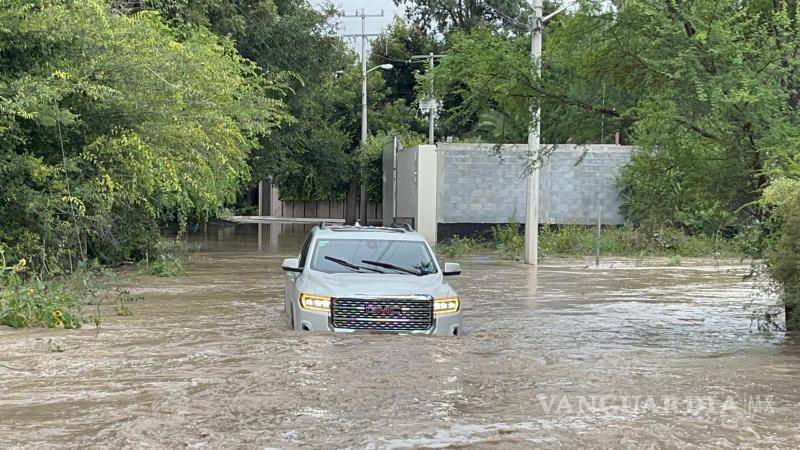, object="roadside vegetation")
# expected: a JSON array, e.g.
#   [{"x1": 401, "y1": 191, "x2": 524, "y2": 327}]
[
  {"x1": 3, "y1": 0, "x2": 800, "y2": 329},
  {"x1": 0, "y1": 1, "x2": 283, "y2": 328},
  {"x1": 419, "y1": 0, "x2": 800, "y2": 326},
  {"x1": 761, "y1": 179, "x2": 800, "y2": 329},
  {"x1": 0, "y1": 254, "x2": 85, "y2": 328},
  {"x1": 437, "y1": 222, "x2": 745, "y2": 263},
  {"x1": 137, "y1": 240, "x2": 198, "y2": 278},
  {"x1": 0, "y1": 248, "x2": 144, "y2": 329}
]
